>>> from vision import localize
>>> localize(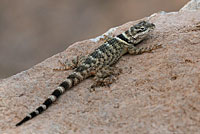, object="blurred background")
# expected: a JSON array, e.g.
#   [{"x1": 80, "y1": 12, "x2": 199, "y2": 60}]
[{"x1": 0, "y1": 0, "x2": 189, "y2": 79}]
